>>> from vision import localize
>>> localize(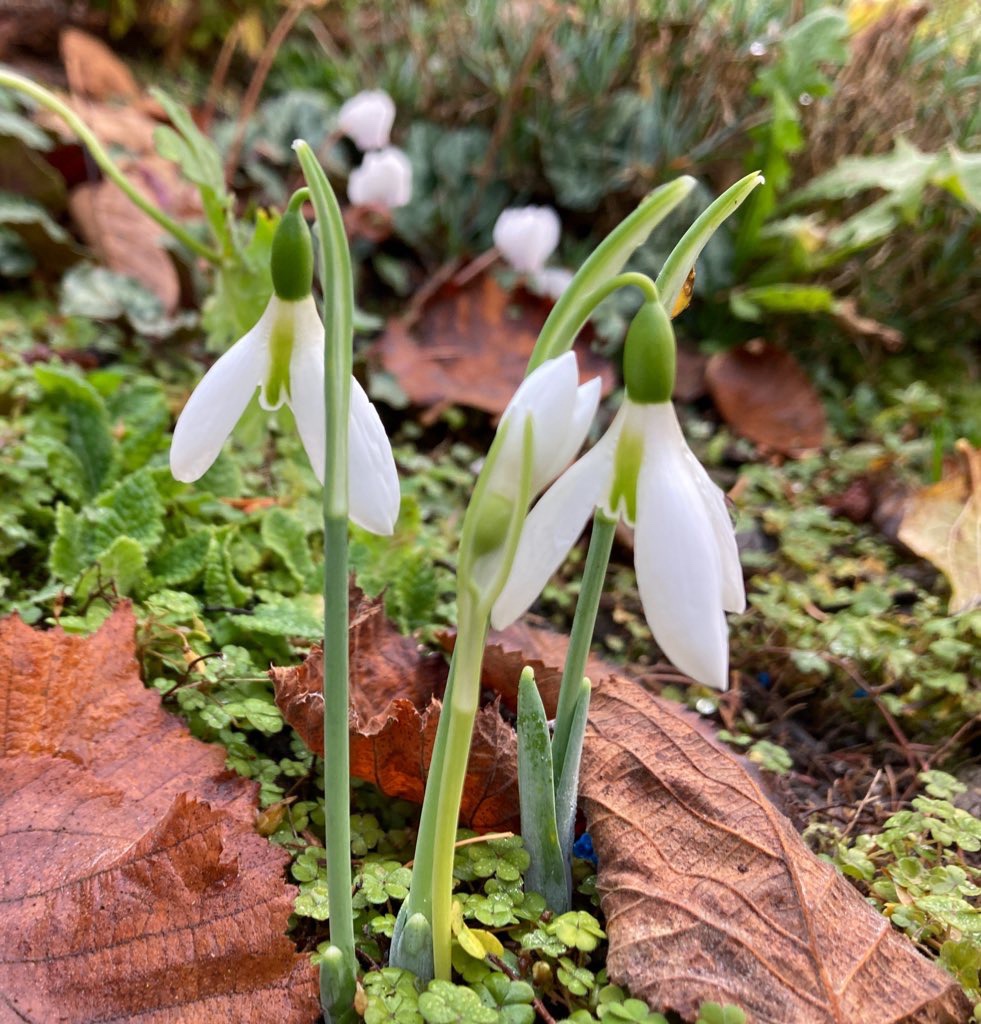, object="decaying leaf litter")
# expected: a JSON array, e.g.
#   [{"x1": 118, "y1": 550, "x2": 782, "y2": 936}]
[{"x1": 0, "y1": 7, "x2": 978, "y2": 1024}]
